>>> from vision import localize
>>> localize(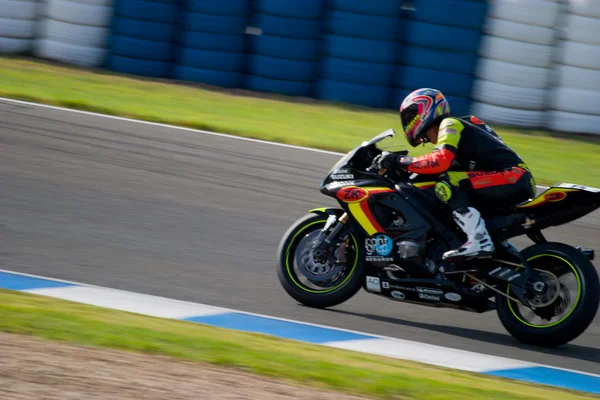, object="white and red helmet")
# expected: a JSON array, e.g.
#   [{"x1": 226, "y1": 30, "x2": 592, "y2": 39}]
[{"x1": 400, "y1": 88, "x2": 450, "y2": 147}]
